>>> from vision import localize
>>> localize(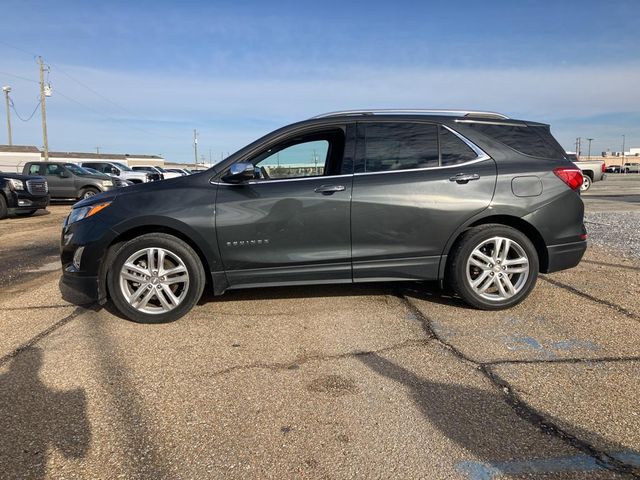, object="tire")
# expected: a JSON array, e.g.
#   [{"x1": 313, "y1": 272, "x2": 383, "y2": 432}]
[
  {"x1": 580, "y1": 174, "x2": 591, "y2": 191},
  {"x1": 15, "y1": 209, "x2": 38, "y2": 216},
  {"x1": 447, "y1": 224, "x2": 539, "y2": 310},
  {"x1": 0, "y1": 195, "x2": 7, "y2": 220},
  {"x1": 107, "y1": 233, "x2": 206, "y2": 323},
  {"x1": 79, "y1": 187, "x2": 99, "y2": 199}
]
